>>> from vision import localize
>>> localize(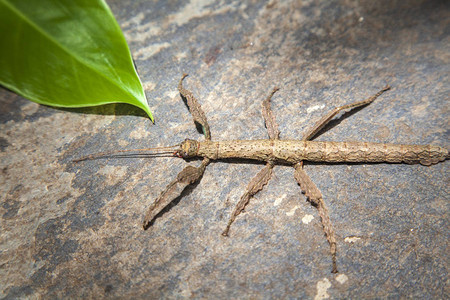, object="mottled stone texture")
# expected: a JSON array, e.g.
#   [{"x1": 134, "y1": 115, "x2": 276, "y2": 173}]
[{"x1": 0, "y1": 0, "x2": 448, "y2": 298}]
